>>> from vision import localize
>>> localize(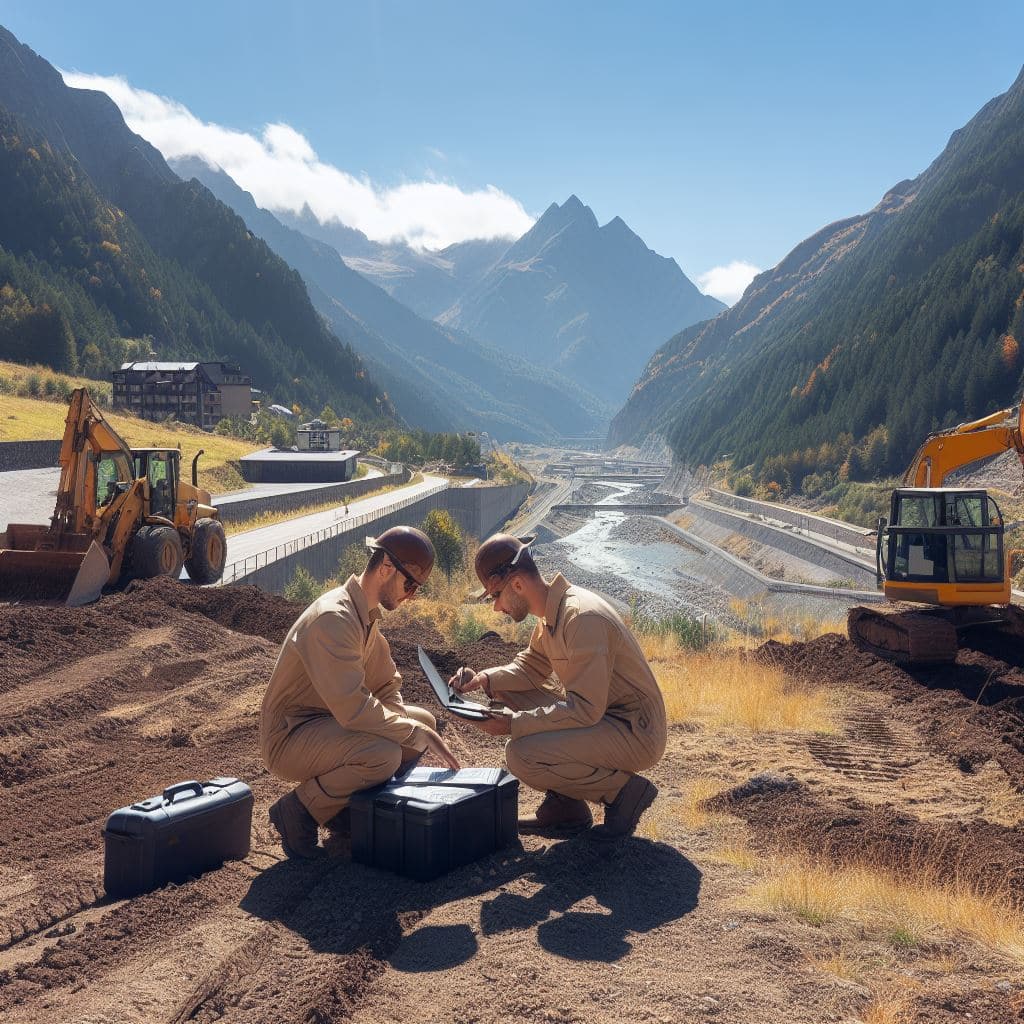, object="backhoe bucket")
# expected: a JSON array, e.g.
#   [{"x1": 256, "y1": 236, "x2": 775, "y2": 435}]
[{"x1": 0, "y1": 526, "x2": 110, "y2": 605}]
